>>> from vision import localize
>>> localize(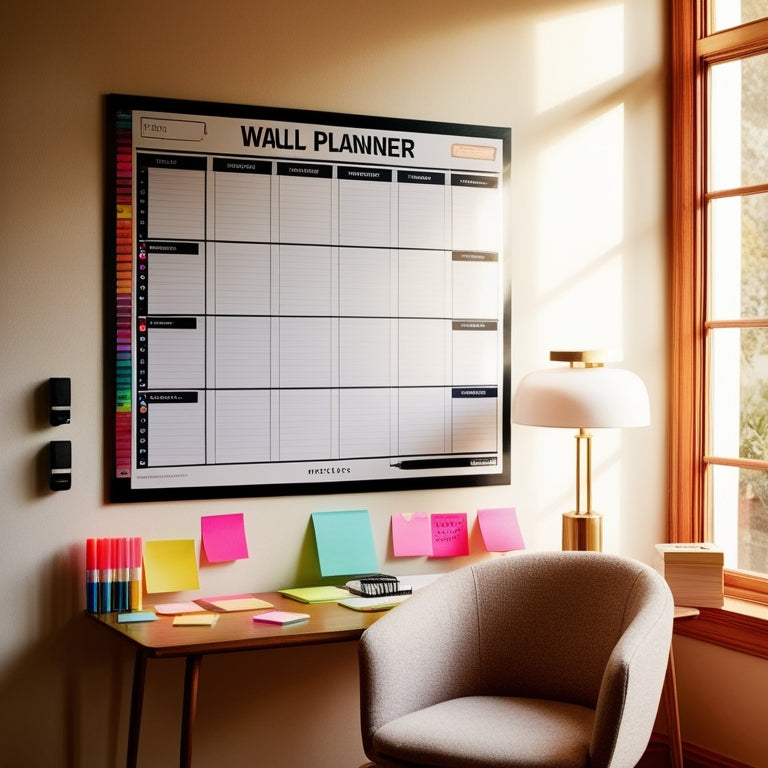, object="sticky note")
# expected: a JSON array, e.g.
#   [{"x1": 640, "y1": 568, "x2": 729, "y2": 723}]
[
  {"x1": 117, "y1": 611, "x2": 157, "y2": 623},
  {"x1": 201, "y1": 513, "x2": 249, "y2": 563},
  {"x1": 311, "y1": 510, "x2": 378, "y2": 576},
  {"x1": 430, "y1": 513, "x2": 469, "y2": 558},
  {"x1": 477, "y1": 507, "x2": 525, "y2": 552},
  {"x1": 392, "y1": 512, "x2": 432, "y2": 556},
  {"x1": 143, "y1": 539, "x2": 200, "y2": 594},
  {"x1": 154, "y1": 602, "x2": 205, "y2": 615},
  {"x1": 173, "y1": 613, "x2": 218, "y2": 627}
]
